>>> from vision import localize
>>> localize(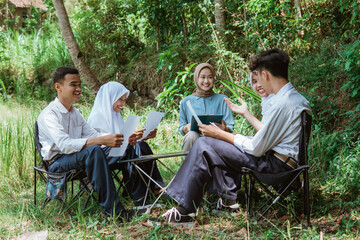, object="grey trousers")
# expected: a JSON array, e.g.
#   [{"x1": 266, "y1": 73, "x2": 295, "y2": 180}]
[
  {"x1": 167, "y1": 137, "x2": 292, "y2": 213},
  {"x1": 182, "y1": 131, "x2": 241, "y2": 201}
]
